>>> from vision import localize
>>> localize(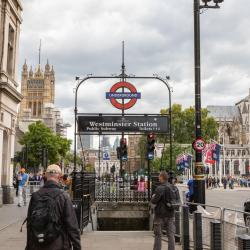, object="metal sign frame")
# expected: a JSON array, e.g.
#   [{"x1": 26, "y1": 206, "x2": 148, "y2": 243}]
[{"x1": 74, "y1": 75, "x2": 172, "y2": 171}]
